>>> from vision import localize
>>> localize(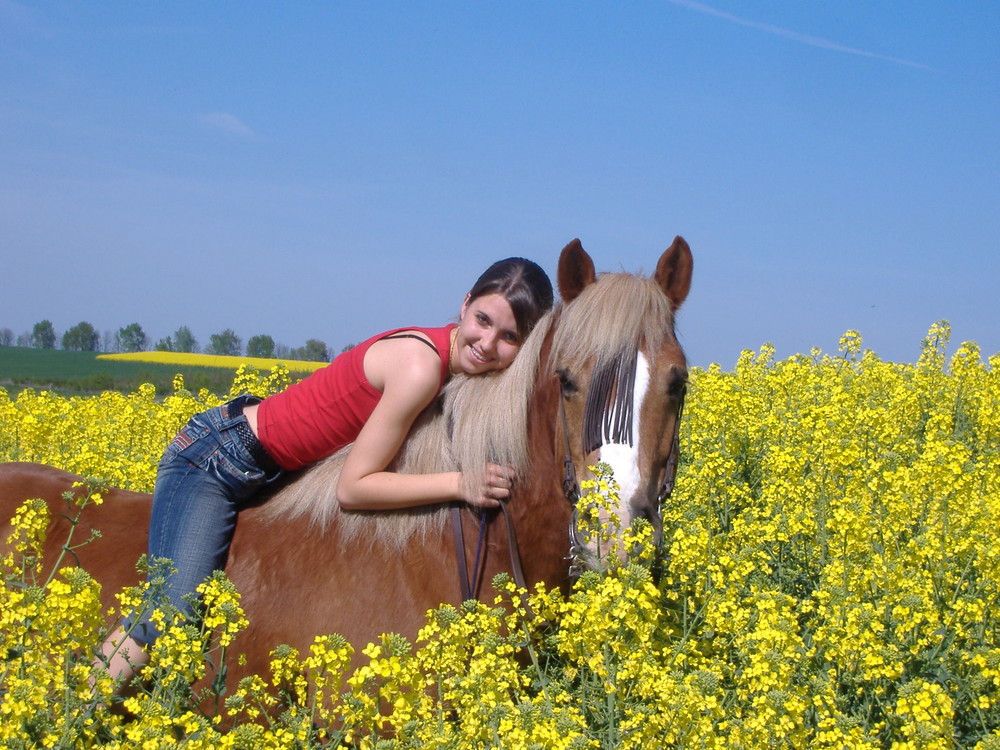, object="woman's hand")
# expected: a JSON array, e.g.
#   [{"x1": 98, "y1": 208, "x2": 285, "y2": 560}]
[{"x1": 464, "y1": 463, "x2": 516, "y2": 508}]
